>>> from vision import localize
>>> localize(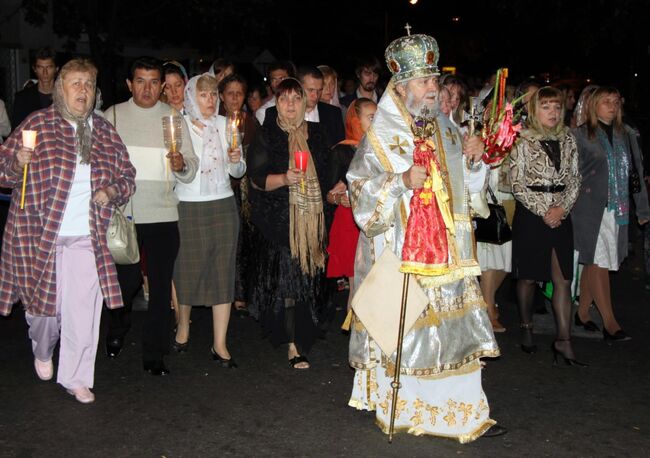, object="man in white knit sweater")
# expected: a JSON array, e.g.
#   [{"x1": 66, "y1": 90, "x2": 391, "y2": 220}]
[{"x1": 104, "y1": 56, "x2": 198, "y2": 375}]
